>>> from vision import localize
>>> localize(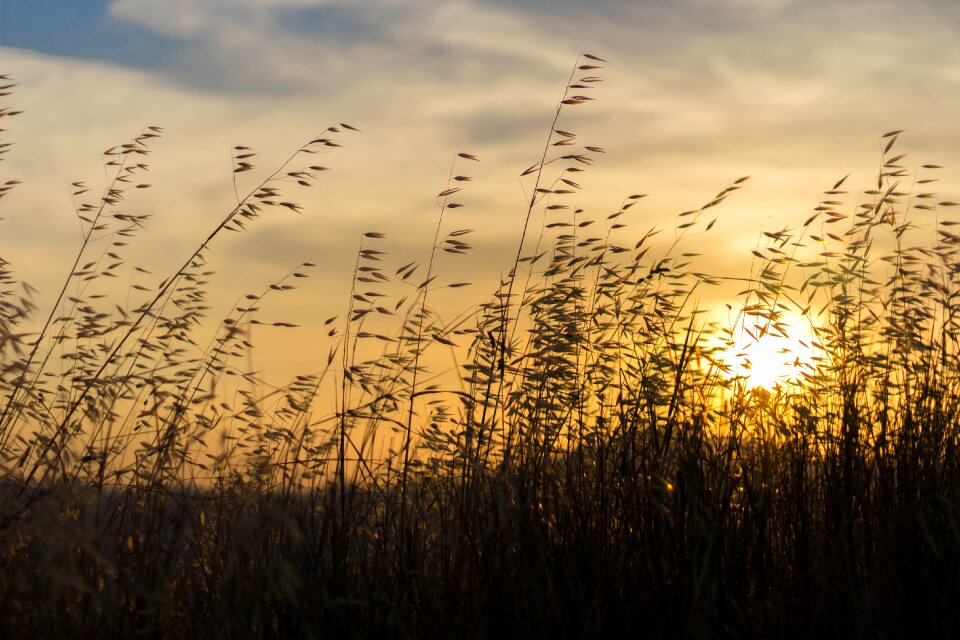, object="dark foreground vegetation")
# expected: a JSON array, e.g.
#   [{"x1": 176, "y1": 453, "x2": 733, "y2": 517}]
[{"x1": 2, "y1": 60, "x2": 960, "y2": 638}]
